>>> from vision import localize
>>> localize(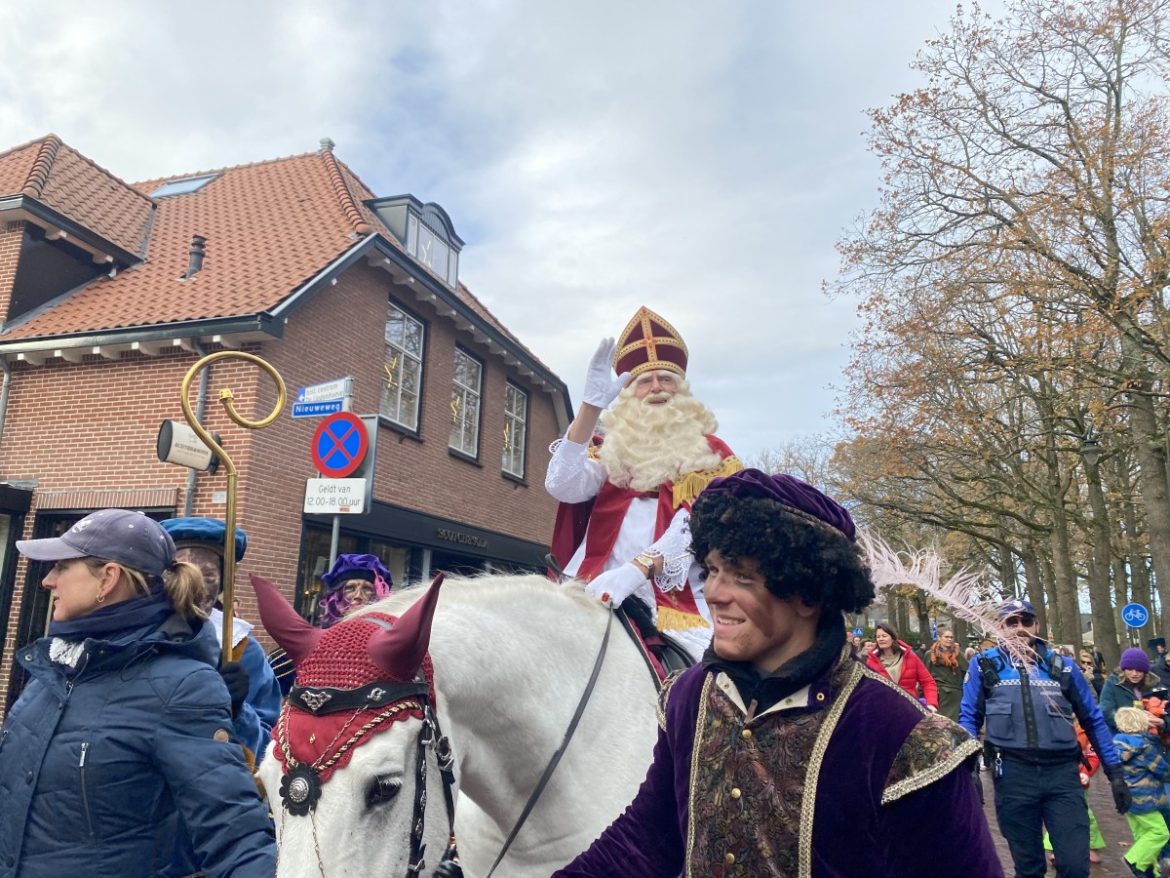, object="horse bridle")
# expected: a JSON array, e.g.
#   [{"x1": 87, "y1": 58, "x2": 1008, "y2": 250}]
[{"x1": 279, "y1": 677, "x2": 462, "y2": 878}]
